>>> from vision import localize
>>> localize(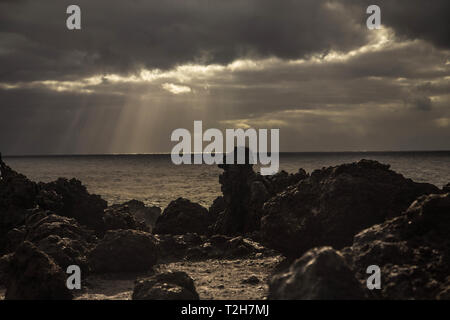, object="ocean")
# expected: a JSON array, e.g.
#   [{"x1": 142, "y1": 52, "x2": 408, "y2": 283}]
[{"x1": 3, "y1": 152, "x2": 449, "y2": 209}]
